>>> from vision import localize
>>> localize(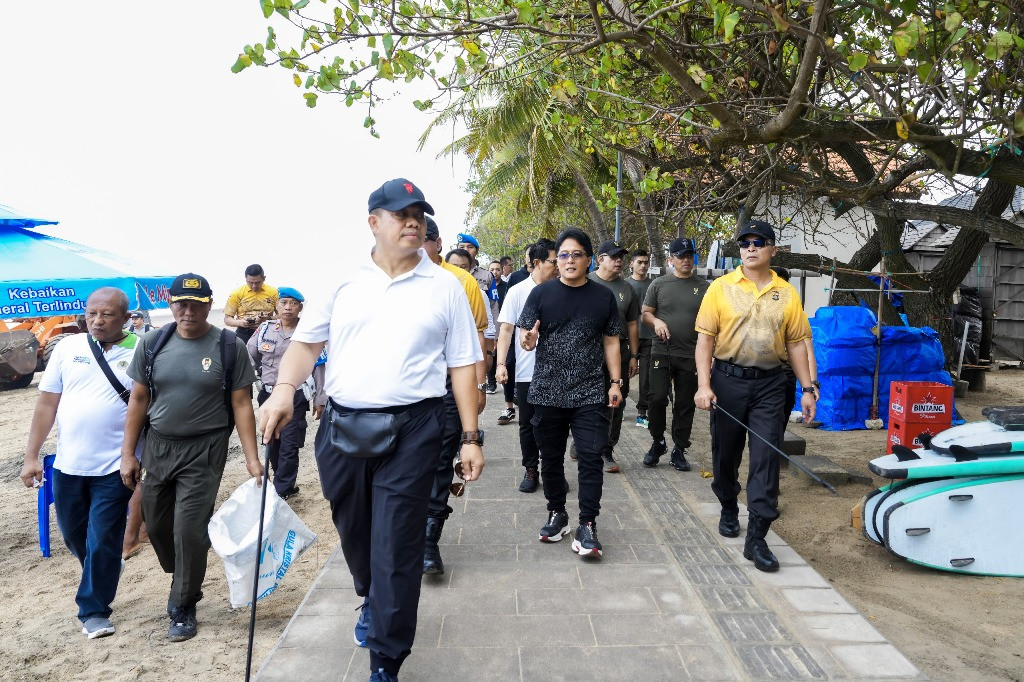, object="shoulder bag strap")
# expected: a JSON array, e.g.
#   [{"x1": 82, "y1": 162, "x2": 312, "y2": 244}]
[{"x1": 88, "y1": 335, "x2": 131, "y2": 404}]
